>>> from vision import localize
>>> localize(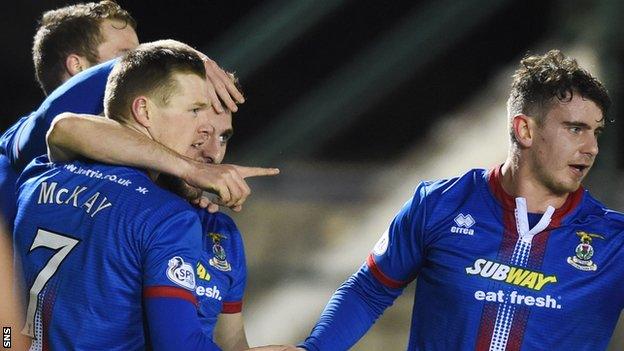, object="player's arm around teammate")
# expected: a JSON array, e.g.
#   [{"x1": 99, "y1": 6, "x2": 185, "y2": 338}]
[{"x1": 47, "y1": 112, "x2": 278, "y2": 211}]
